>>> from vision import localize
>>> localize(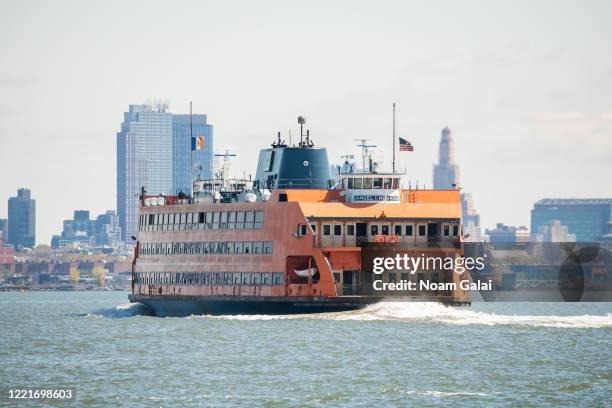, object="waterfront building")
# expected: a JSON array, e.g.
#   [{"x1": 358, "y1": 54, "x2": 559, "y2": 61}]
[
  {"x1": 0, "y1": 234, "x2": 16, "y2": 275},
  {"x1": 0, "y1": 219, "x2": 7, "y2": 241},
  {"x1": 7, "y1": 188, "x2": 36, "y2": 247},
  {"x1": 486, "y1": 223, "x2": 530, "y2": 244},
  {"x1": 51, "y1": 210, "x2": 122, "y2": 248},
  {"x1": 172, "y1": 114, "x2": 213, "y2": 194},
  {"x1": 117, "y1": 103, "x2": 214, "y2": 241},
  {"x1": 531, "y1": 199, "x2": 612, "y2": 242},
  {"x1": 531, "y1": 220, "x2": 576, "y2": 243},
  {"x1": 433, "y1": 127, "x2": 481, "y2": 242}
]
